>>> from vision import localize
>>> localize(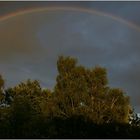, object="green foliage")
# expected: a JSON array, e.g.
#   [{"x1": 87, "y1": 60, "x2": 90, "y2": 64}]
[
  {"x1": 0, "y1": 56, "x2": 139, "y2": 138},
  {"x1": 10, "y1": 79, "x2": 42, "y2": 97},
  {"x1": 54, "y1": 56, "x2": 131, "y2": 124}
]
